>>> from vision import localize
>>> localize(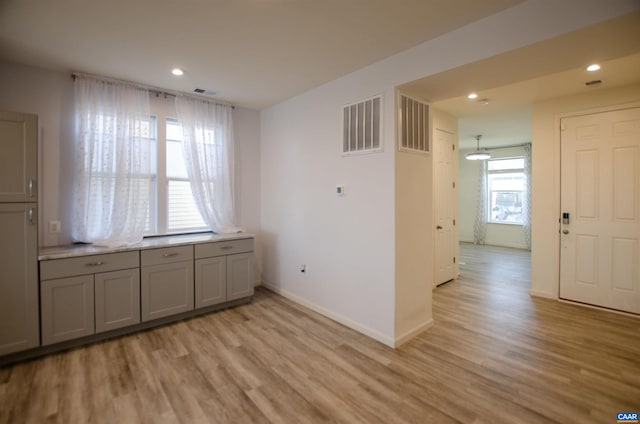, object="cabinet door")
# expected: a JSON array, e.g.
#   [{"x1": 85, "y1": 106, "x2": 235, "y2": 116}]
[
  {"x1": 0, "y1": 111, "x2": 37, "y2": 202},
  {"x1": 195, "y1": 257, "x2": 227, "y2": 308},
  {"x1": 41, "y1": 275, "x2": 94, "y2": 346},
  {"x1": 227, "y1": 252, "x2": 254, "y2": 301},
  {"x1": 141, "y1": 261, "x2": 194, "y2": 321},
  {"x1": 95, "y1": 269, "x2": 140, "y2": 333},
  {"x1": 0, "y1": 204, "x2": 39, "y2": 355}
]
